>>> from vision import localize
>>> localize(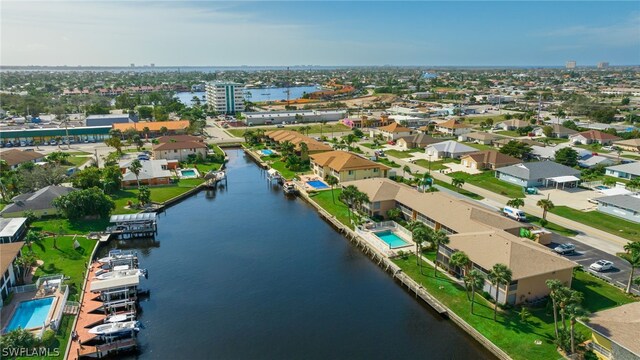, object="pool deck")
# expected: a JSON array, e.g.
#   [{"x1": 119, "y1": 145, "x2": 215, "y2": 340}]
[
  {"x1": 355, "y1": 224, "x2": 414, "y2": 257},
  {"x1": 0, "y1": 287, "x2": 64, "y2": 335},
  {"x1": 298, "y1": 174, "x2": 331, "y2": 192}
]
